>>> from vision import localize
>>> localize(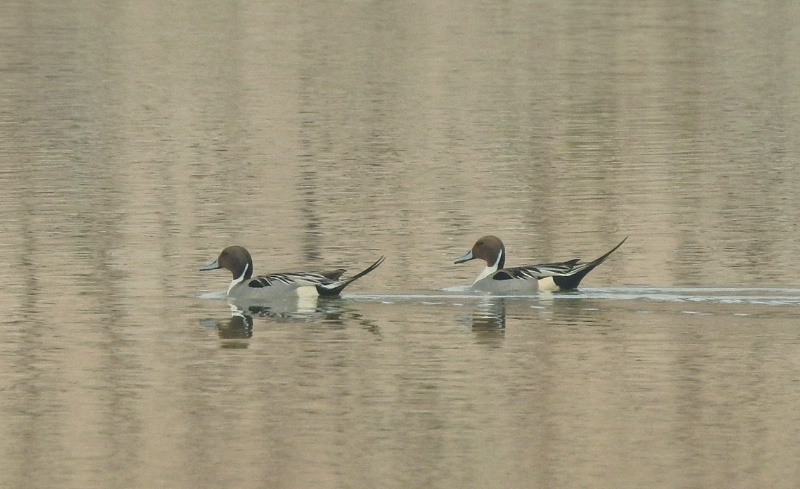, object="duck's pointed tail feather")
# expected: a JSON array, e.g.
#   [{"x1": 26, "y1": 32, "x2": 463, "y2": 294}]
[
  {"x1": 316, "y1": 256, "x2": 386, "y2": 297},
  {"x1": 552, "y1": 237, "x2": 628, "y2": 290}
]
